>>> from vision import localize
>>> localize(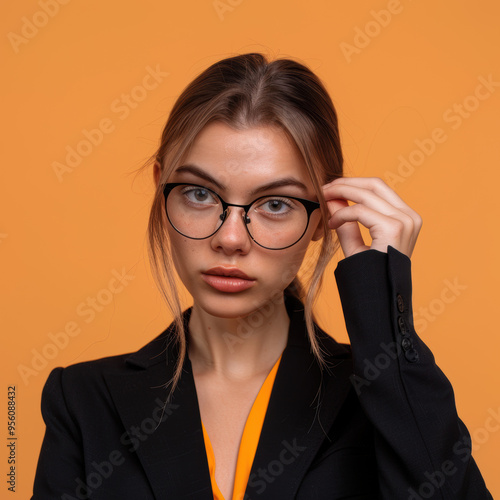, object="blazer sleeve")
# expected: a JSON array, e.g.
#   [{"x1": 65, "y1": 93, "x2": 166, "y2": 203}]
[
  {"x1": 333, "y1": 245, "x2": 492, "y2": 500},
  {"x1": 32, "y1": 366, "x2": 85, "y2": 499}
]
